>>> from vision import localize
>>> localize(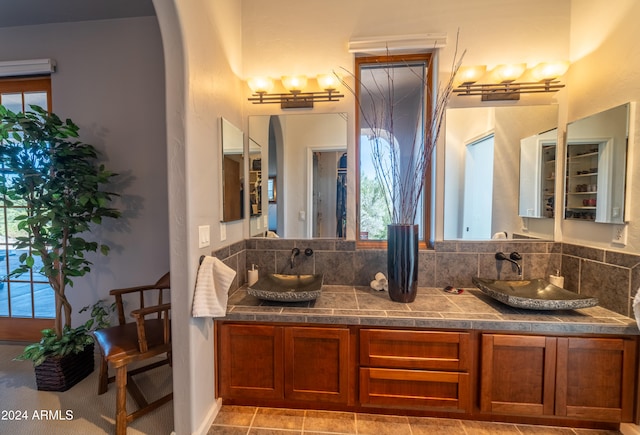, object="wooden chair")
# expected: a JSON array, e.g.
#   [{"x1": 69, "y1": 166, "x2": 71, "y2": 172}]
[{"x1": 93, "y1": 272, "x2": 172, "y2": 435}]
